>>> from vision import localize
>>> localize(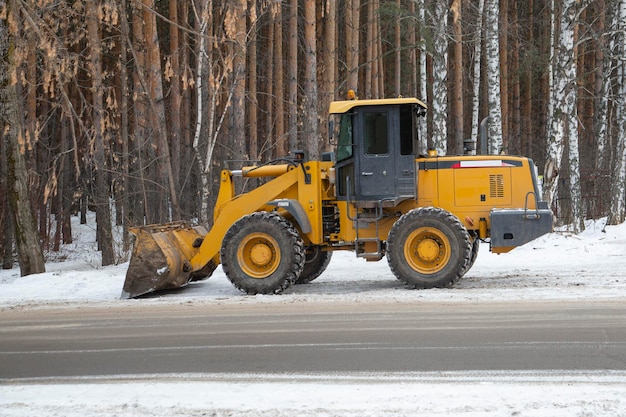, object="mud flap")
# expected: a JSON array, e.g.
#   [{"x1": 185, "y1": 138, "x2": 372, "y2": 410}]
[{"x1": 121, "y1": 222, "x2": 209, "y2": 298}]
